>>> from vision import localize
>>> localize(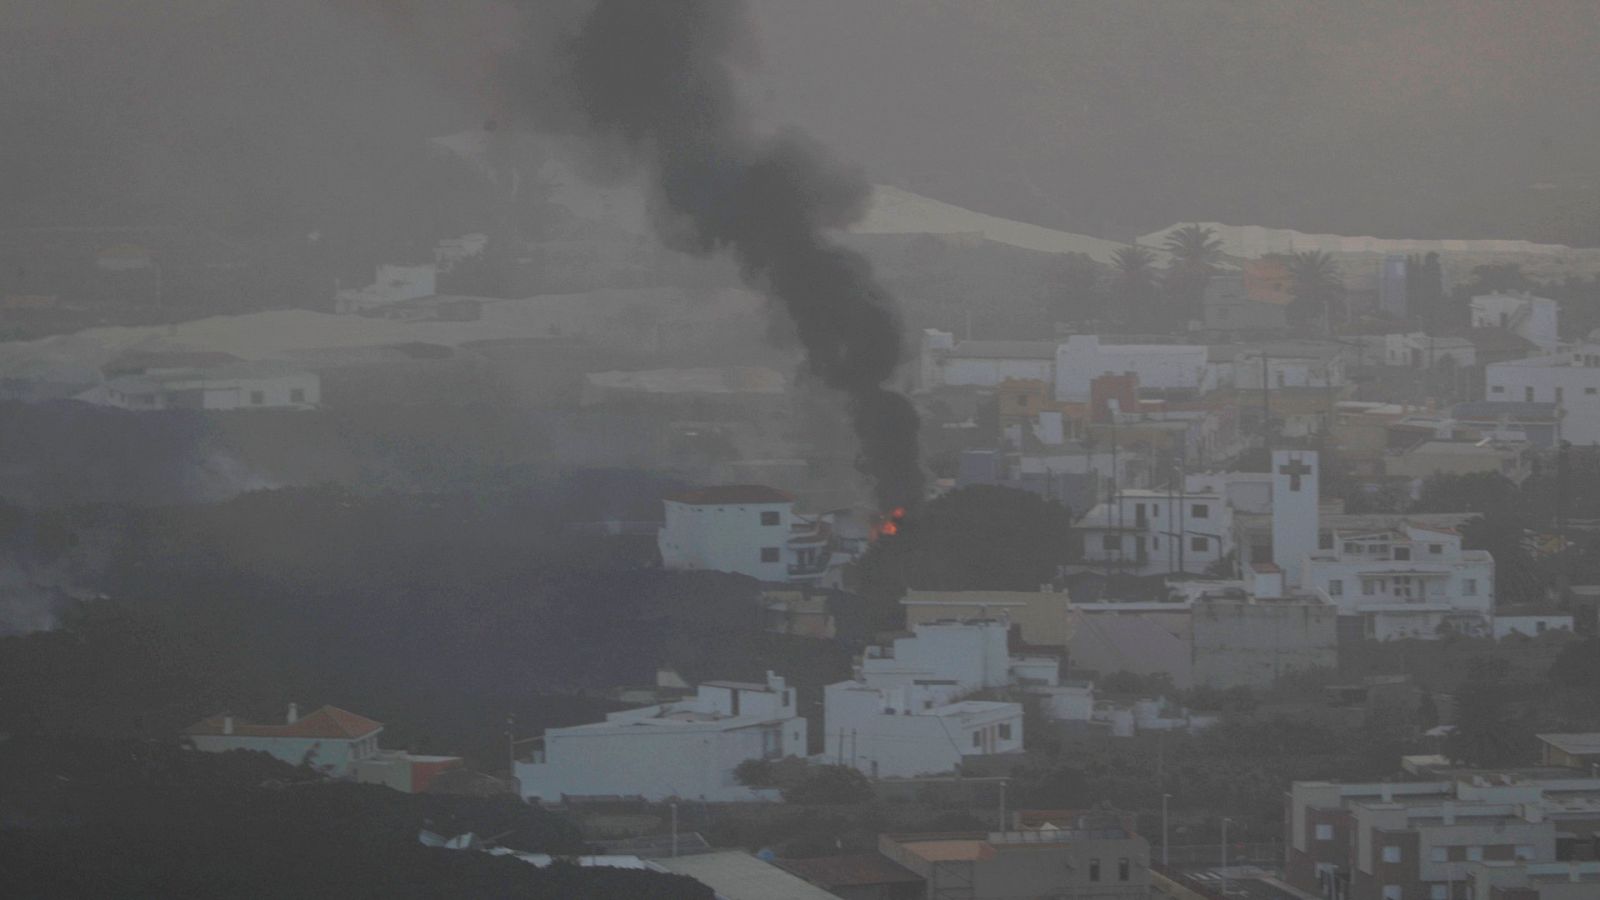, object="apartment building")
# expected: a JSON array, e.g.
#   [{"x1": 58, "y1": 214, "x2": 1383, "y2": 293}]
[
  {"x1": 1299, "y1": 522, "x2": 1494, "y2": 640},
  {"x1": 880, "y1": 823, "x2": 1150, "y2": 900},
  {"x1": 1286, "y1": 774, "x2": 1600, "y2": 900}
]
